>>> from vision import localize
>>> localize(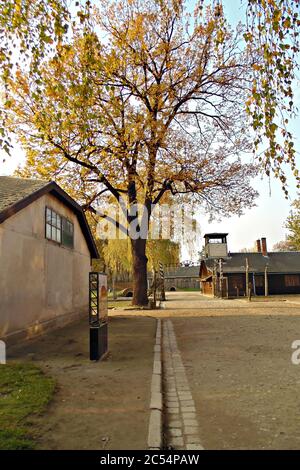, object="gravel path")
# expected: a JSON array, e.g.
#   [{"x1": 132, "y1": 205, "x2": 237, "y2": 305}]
[{"x1": 173, "y1": 313, "x2": 300, "y2": 449}]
